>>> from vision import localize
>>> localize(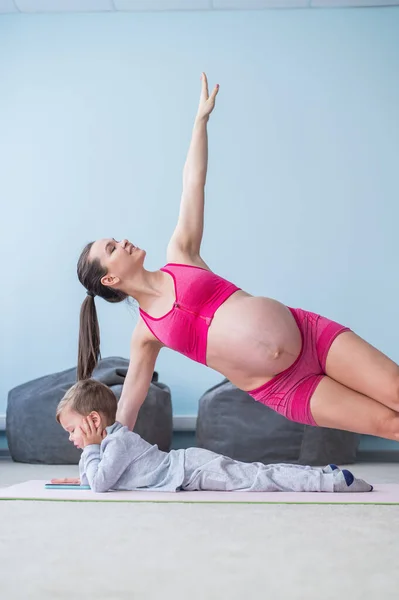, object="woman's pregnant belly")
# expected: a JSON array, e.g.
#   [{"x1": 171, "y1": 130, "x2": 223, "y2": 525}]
[{"x1": 206, "y1": 292, "x2": 302, "y2": 391}]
